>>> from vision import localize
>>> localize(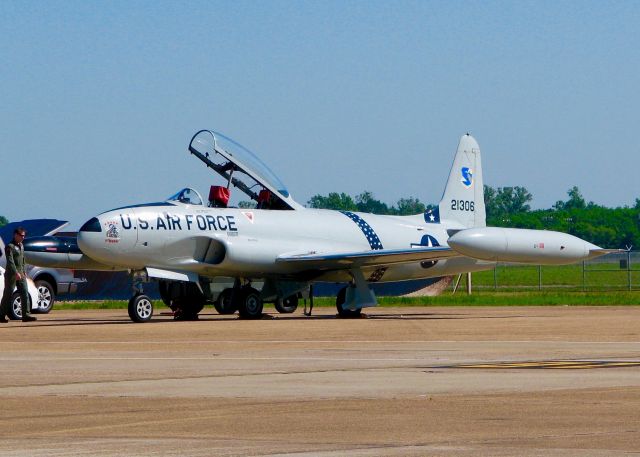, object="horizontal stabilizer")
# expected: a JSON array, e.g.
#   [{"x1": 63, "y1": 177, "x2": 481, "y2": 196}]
[{"x1": 276, "y1": 246, "x2": 459, "y2": 270}]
